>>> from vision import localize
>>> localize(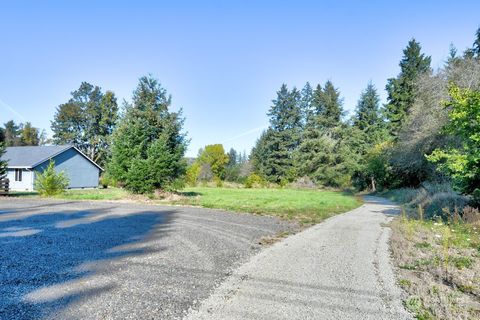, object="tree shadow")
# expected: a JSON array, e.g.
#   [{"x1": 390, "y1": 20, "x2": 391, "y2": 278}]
[
  {"x1": 0, "y1": 203, "x2": 175, "y2": 319},
  {"x1": 176, "y1": 191, "x2": 202, "y2": 197}
]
